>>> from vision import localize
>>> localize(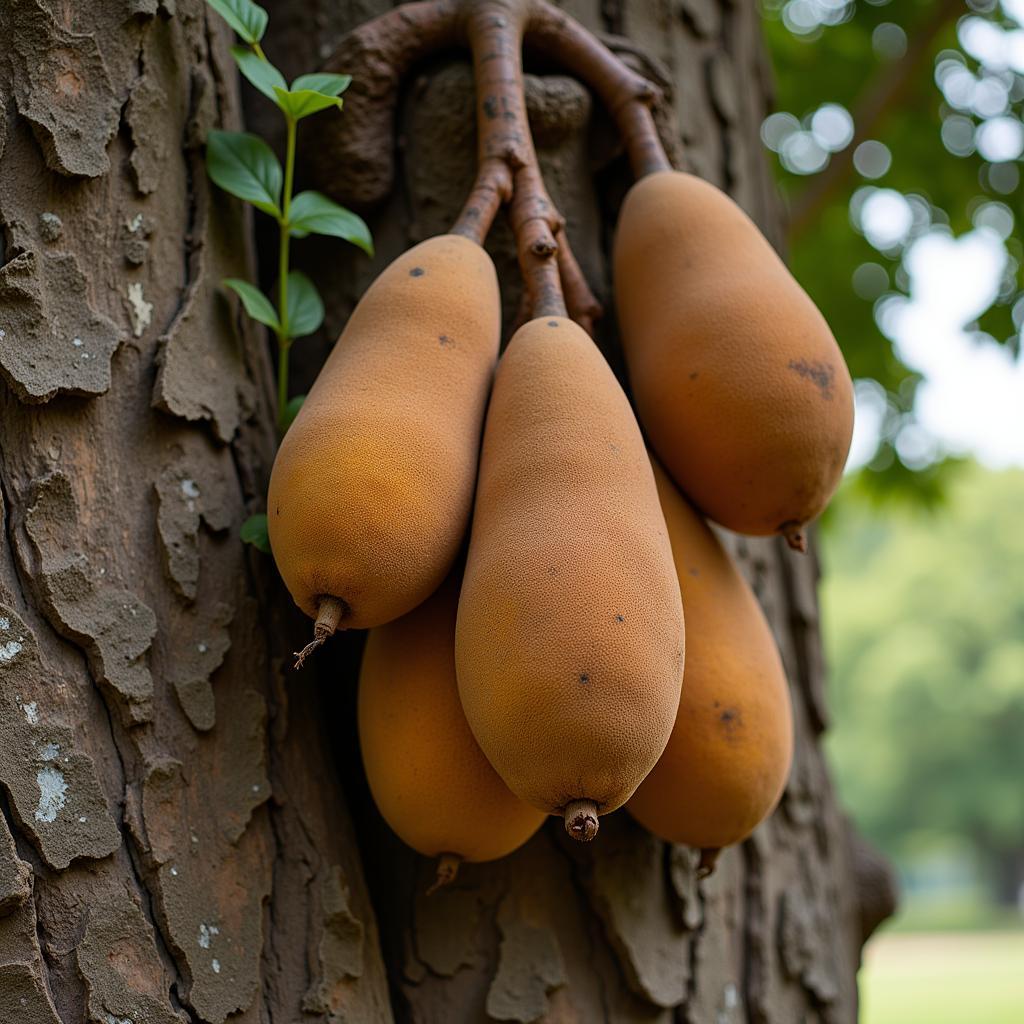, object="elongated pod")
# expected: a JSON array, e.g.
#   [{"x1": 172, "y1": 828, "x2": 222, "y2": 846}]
[
  {"x1": 359, "y1": 572, "x2": 545, "y2": 886},
  {"x1": 268, "y1": 235, "x2": 500, "y2": 635},
  {"x1": 613, "y1": 171, "x2": 854, "y2": 547},
  {"x1": 627, "y1": 459, "x2": 793, "y2": 854},
  {"x1": 456, "y1": 317, "x2": 685, "y2": 839}
]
